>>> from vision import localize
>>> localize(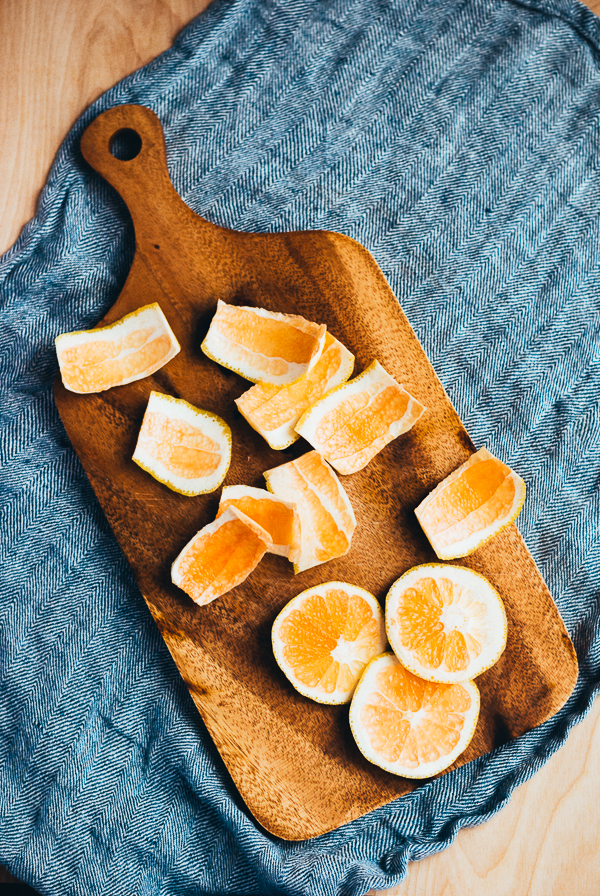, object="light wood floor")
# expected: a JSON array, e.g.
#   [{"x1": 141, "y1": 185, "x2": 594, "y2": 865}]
[{"x1": 1, "y1": 1, "x2": 599, "y2": 893}]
